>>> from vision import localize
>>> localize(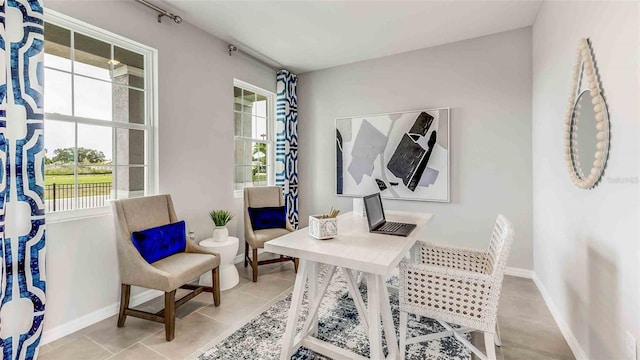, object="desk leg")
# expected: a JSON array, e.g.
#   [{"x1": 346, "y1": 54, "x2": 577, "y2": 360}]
[
  {"x1": 344, "y1": 268, "x2": 369, "y2": 332},
  {"x1": 367, "y1": 273, "x2": 383, "y2": 360},
  {"x1": 280, "y1": 259, "x2": 308, "y2": 360},
  {"x1": 307, "y1": 261, "x2": 319, "y2": 336},
  {"x1": 379, "y1": 276, "x2": 399, "y2": 359}
]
